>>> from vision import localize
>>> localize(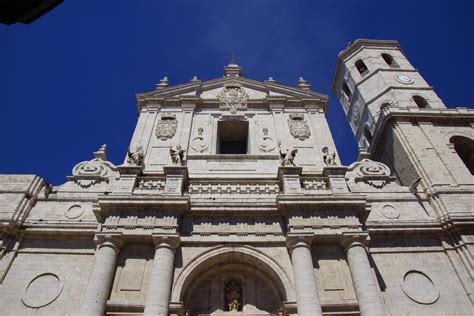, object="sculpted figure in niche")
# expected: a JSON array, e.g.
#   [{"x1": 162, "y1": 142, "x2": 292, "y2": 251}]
[
  {"x1": 170, "y1": 146, "x2": 186, "y2": 166},
  {"x1": 225, "y1": 280, "x2": 241, "y2": 312},
  {"x1": 127, "y1": 145, "x2": 144, "y2": 166},
  {"x1": 322, "y1": 146, "x2": 337, "y2": 166},
  {"x1": 278, "y1": 141, "x2": 298, "y2": 166}
]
